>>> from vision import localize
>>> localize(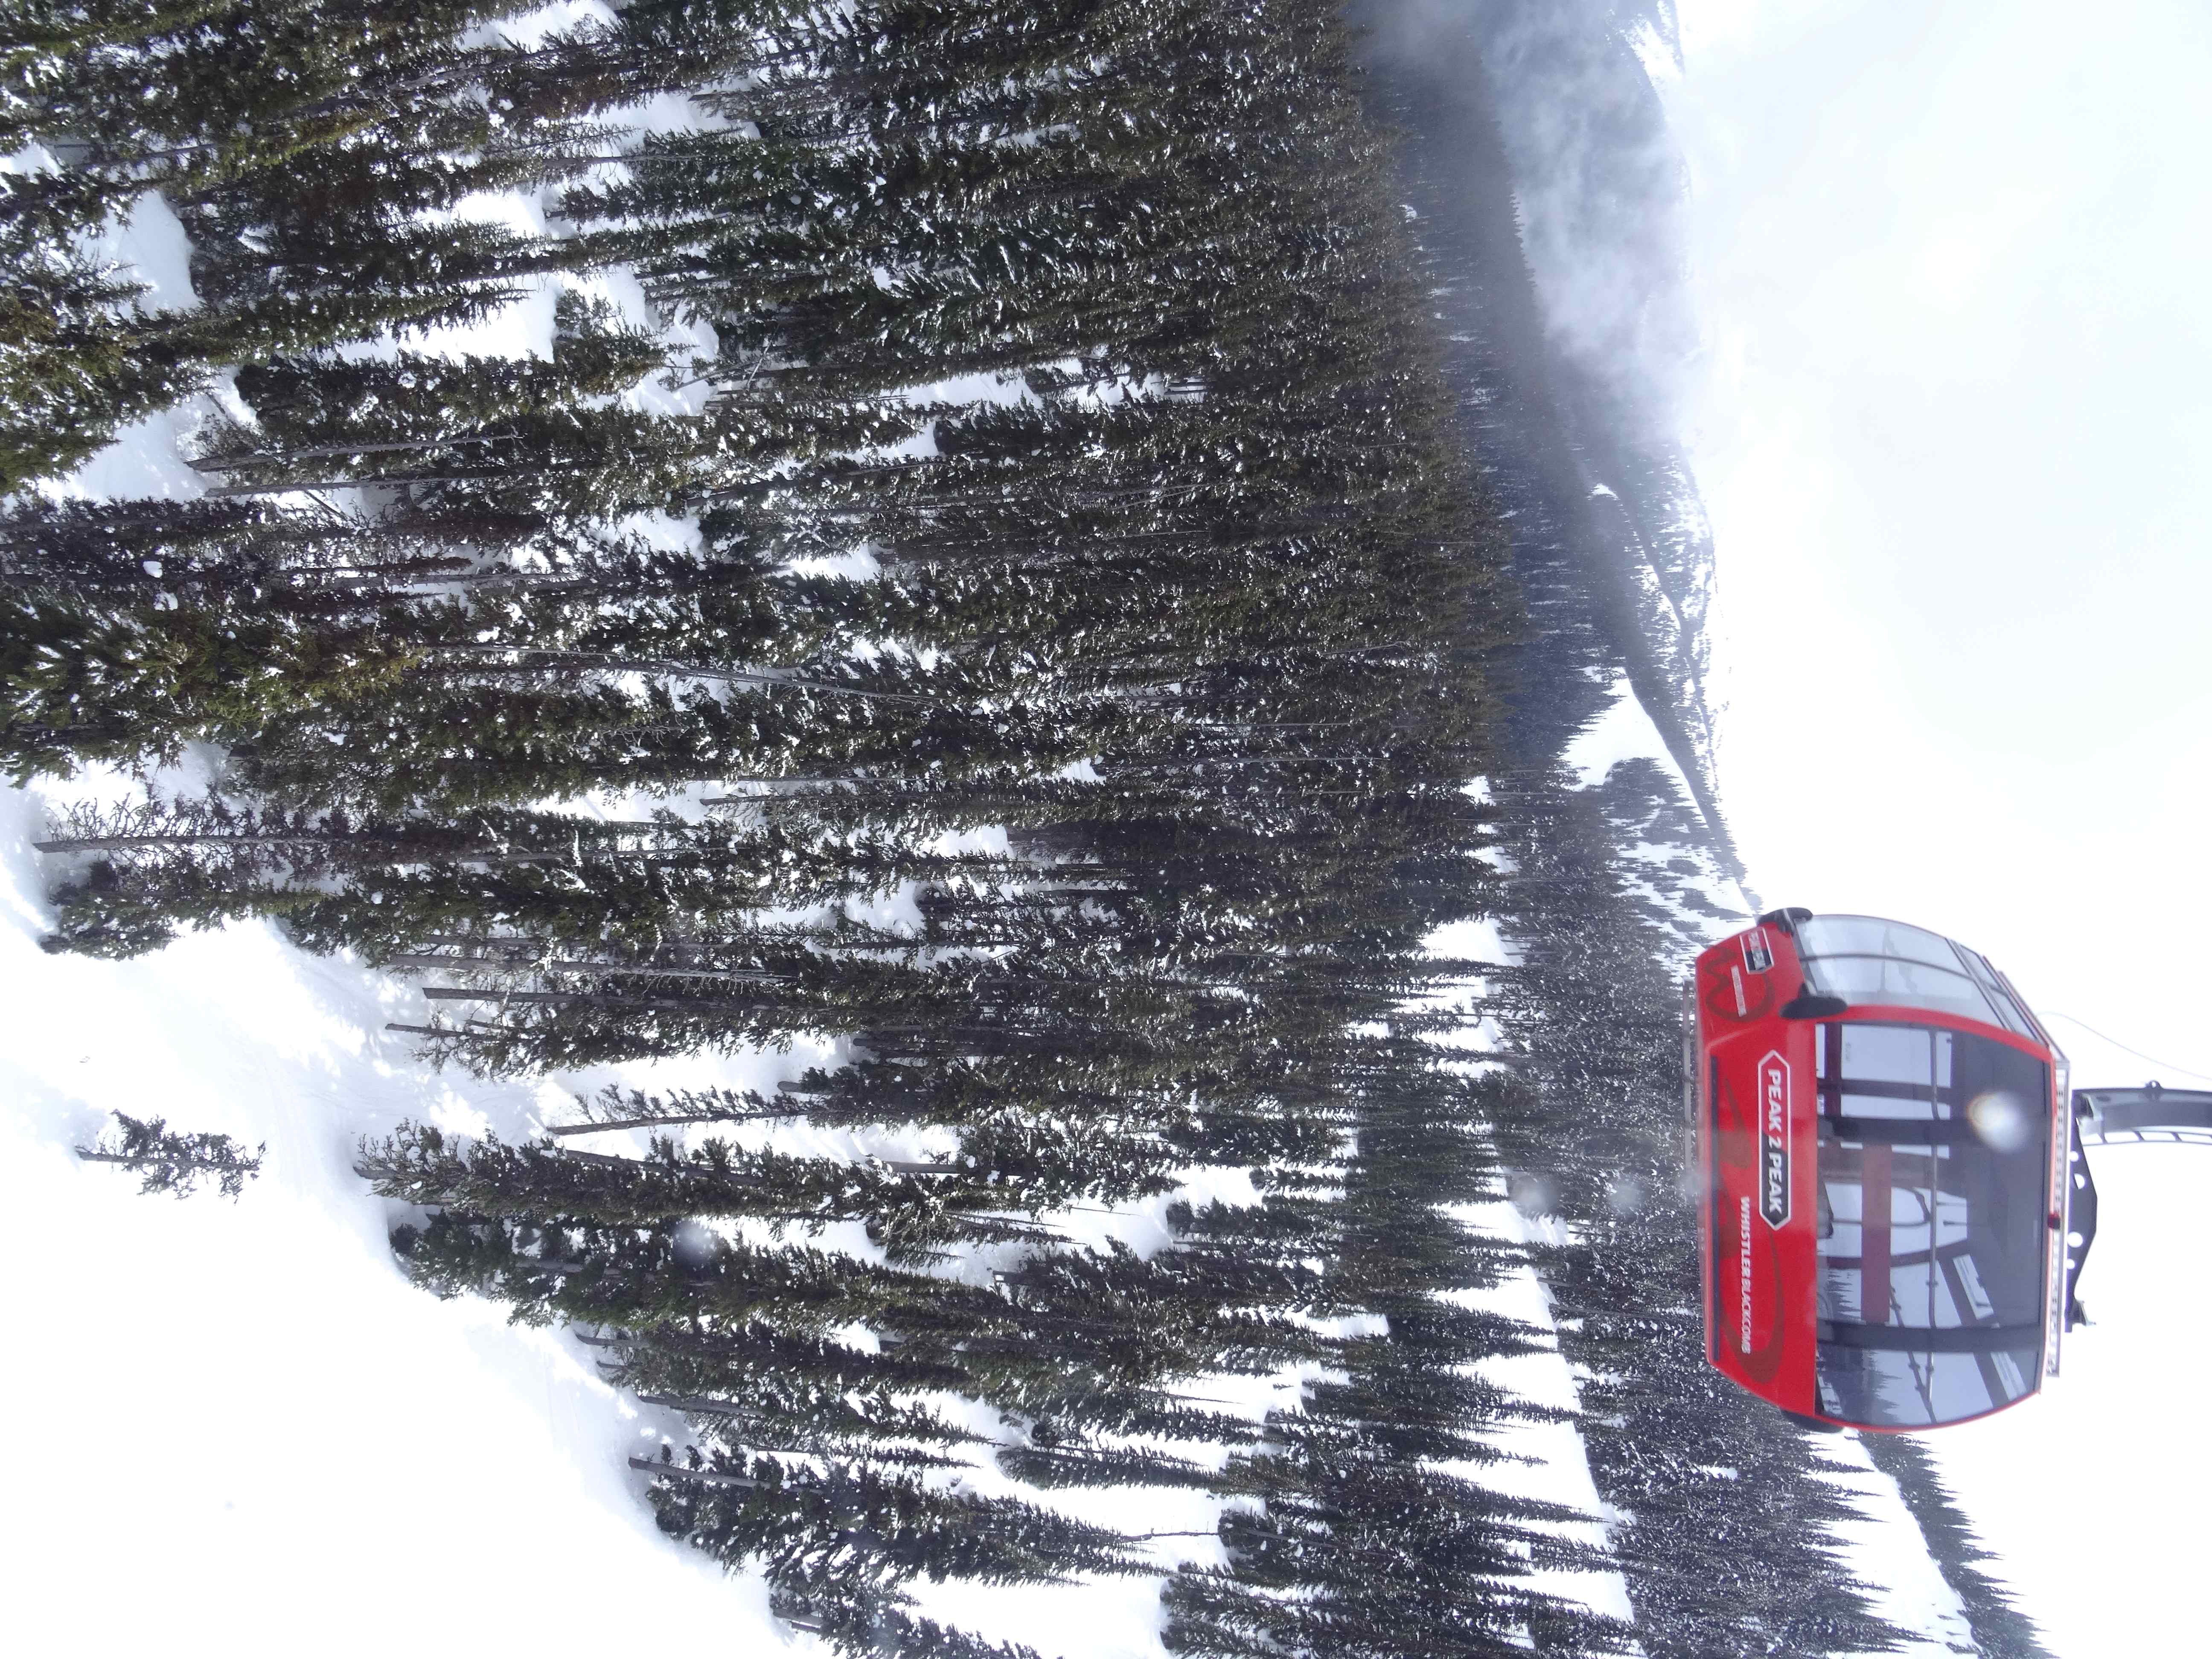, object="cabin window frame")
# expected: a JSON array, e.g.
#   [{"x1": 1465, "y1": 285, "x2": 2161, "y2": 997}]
[{"x1": 1809, "y1": 1016, "x2": 2053, "y2": 1429}]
